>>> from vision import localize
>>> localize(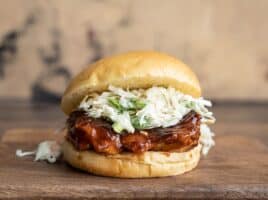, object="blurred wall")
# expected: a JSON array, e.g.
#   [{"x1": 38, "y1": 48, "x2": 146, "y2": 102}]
[{"x1": 0, "y1": 0, "x2": 267, "y2": 102}]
